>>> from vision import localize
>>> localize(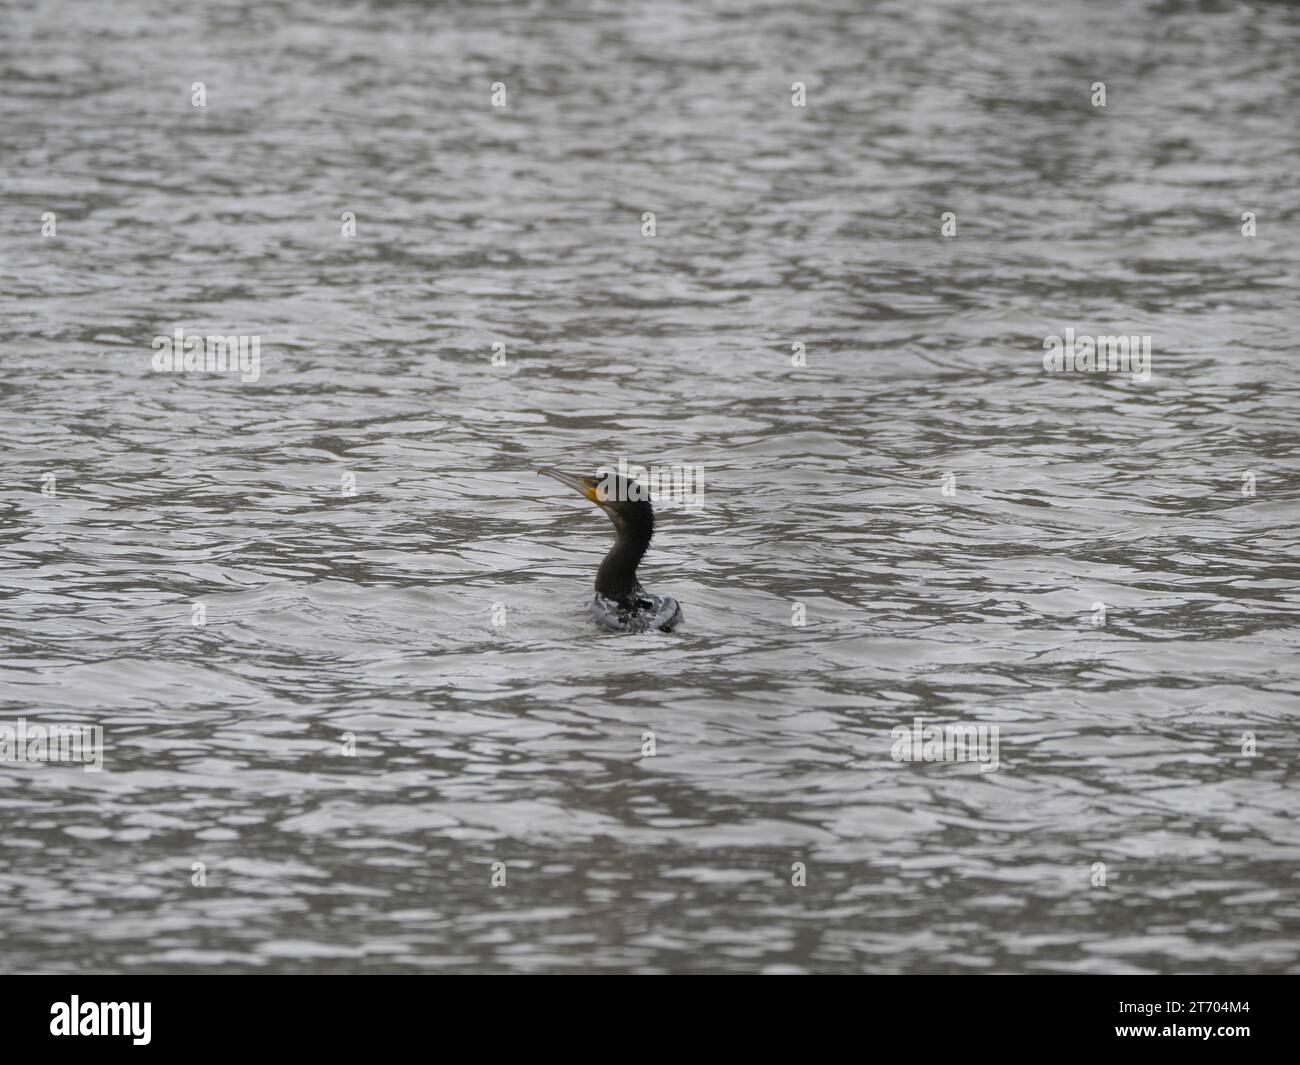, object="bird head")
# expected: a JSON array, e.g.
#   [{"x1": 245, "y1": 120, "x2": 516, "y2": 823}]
[{"x1": 538, "y1": 467, "x2": 655, "y2": 542}]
